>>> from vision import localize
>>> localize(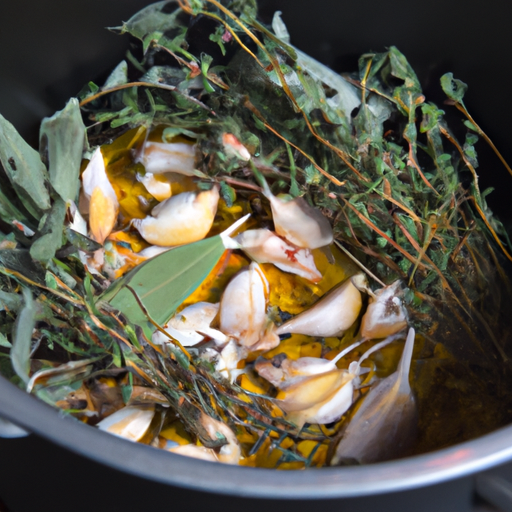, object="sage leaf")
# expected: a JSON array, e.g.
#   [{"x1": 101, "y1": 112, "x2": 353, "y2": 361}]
[
  {"x1": 30, "y1": 198, "x2": 67, "y2": 263},
  {"x1": 102, "y1": 60, "x2": 129, "y2": 89},
  {"x1": 11, "y1": 288, "x2": 36, "y2": 387},
  {"x1": 0, "y1": 113, "x2": 50, "y2": 215},
  {"x1": 106, "y1": 234, "x2": 226, "y2": 330},
  {"x1": 440, "y1": 72, "x2": 468, "y2": 104},
  {"x1": 112, "y1": 1, "x2": 181, "y2": 43},
  {"x1": 40, "y1": 98, "x2": 87, "y2": 203},
  {"x1": 0, "y1": 290, "x2": 22, "y2": 313}
]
